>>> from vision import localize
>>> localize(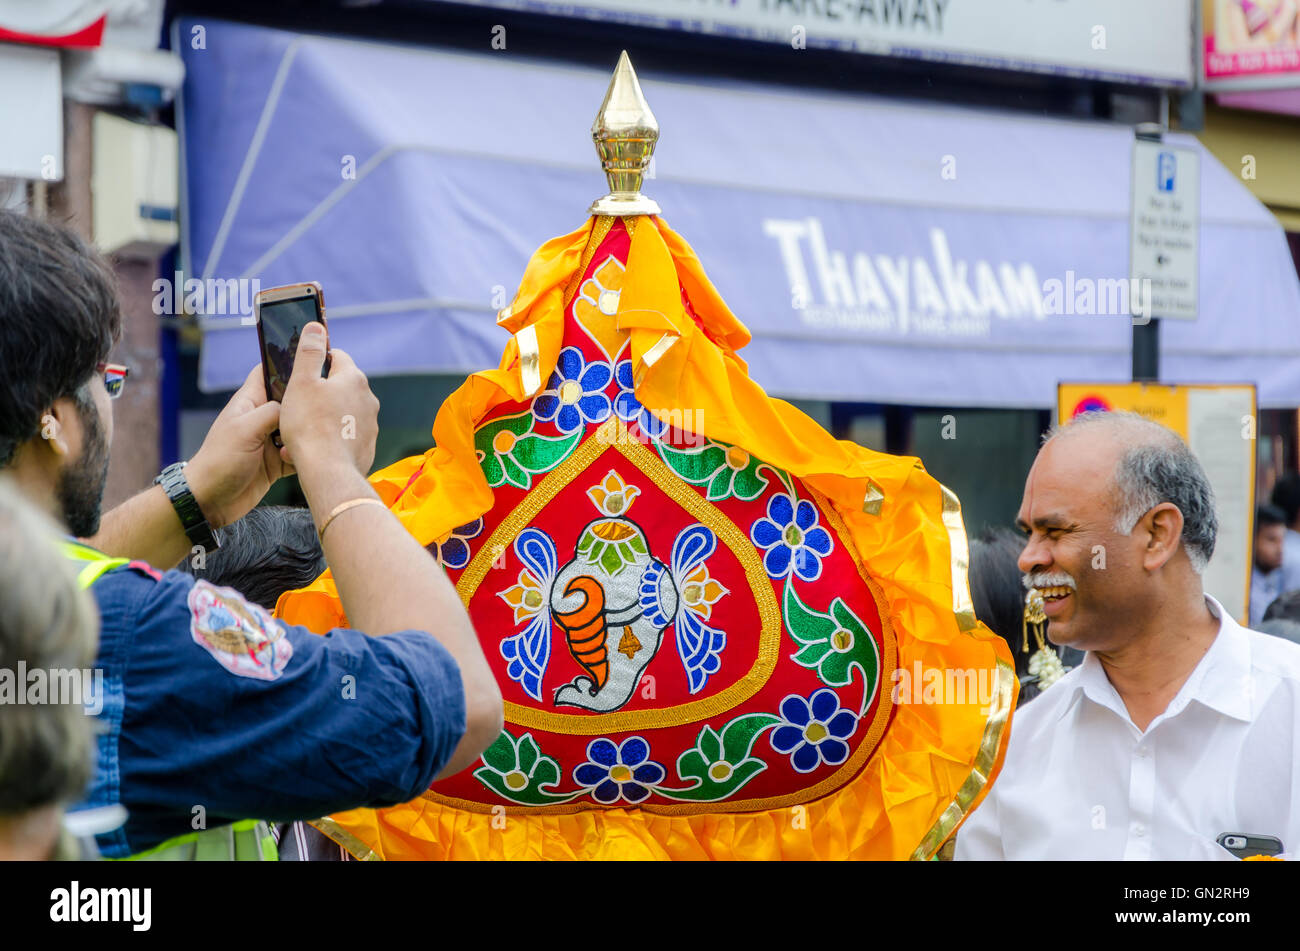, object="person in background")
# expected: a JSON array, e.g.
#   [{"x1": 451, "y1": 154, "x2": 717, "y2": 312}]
[
  {"x1": 1264, "y1": 588, "x2": 1300, "y2": 623},
  {"x1": 1270, "y1": 473, "x2": 1300, "y2": 593},
  {"x1": 1251, "y1": 503, "x2": 1288, "y2": 626},
  {"x1": 1257, "y1": 618, "x2": 1300, "y2": 646},
  {"x1": 969, "y1": 526, "x2": 1083, "y2": 706},
  {"x1": 0, "y1": 479, "x2": 98, "y2": 860},
  {"x1": 957, "y1": 410, "x2": 1300, "y2": 860},
  {"x1": 175, "y1": 505, "x2": 325, "y2": 613},
  {"x1": 0, "y1": 210, "x2": 503, "y2": 860}
]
